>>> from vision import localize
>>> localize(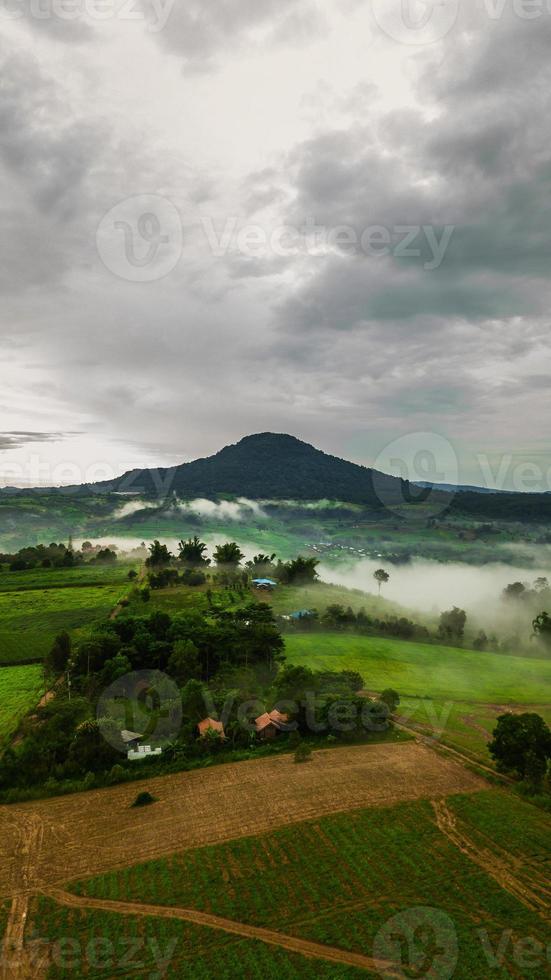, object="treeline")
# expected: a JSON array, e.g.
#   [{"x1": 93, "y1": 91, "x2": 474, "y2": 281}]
[{"x1": 0, "y1": 541, "x2": 117, "y2": 571}]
